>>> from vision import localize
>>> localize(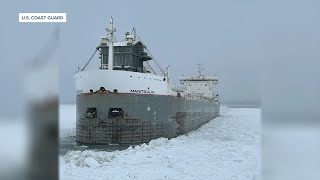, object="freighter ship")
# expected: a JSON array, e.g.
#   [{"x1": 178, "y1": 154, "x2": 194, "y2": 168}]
[{"x1": 74, "y1": 17, "x2": 220, "y2": 144}]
